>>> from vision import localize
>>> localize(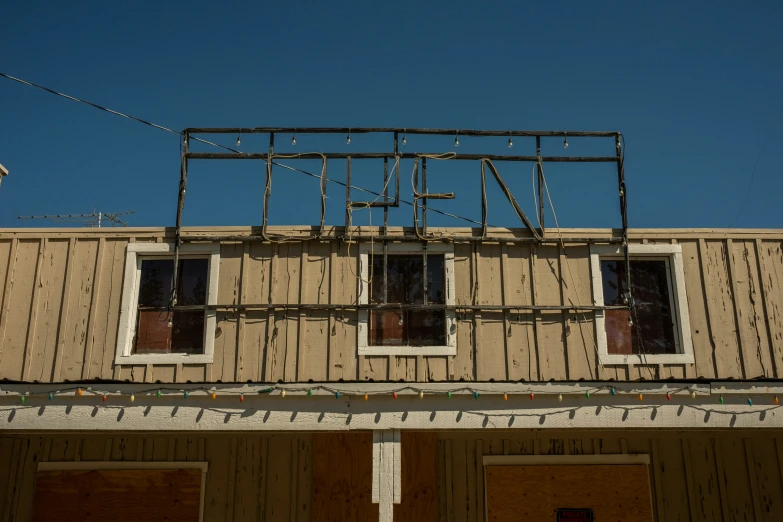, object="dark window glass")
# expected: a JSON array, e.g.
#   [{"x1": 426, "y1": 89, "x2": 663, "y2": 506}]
[
  {"x1": 134, "y1": 258, "x2": 208, "y2": 354},
  {"x1": 601, "y1": 259, "x2": 676, "y2": 355},
  {"x1": 369, "y1": 254, "x2": 446, "y2": 346}
]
